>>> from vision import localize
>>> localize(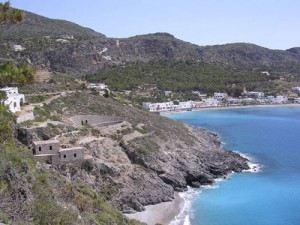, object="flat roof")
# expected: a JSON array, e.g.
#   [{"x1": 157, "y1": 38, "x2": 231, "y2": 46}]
[
  {"x1": 33, "y1": 140, "x2": 60, "y2": 145},
  {"x1": 59, "y1": 147, "x2": 84, "y2": 152},
  {"x1": 34, "y1": 154, "x2": 58, "y2": 157}
]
